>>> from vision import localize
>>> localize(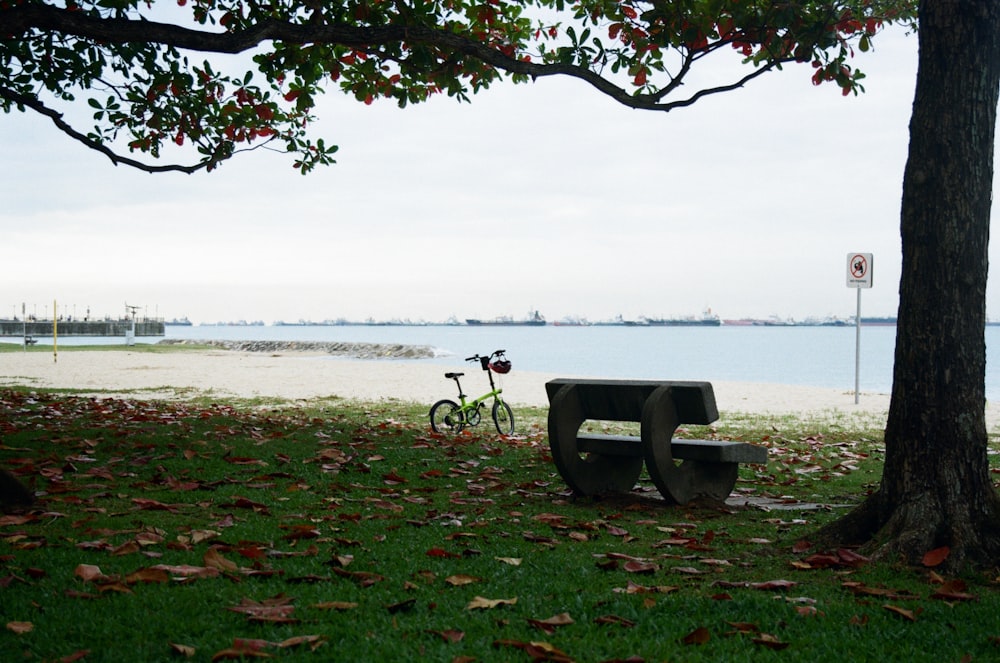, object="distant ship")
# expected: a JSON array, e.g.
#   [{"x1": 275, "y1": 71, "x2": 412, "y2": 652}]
[
  {"x1": 466, "y1": 310, "x2": 546, "y2": 326},
  {"x1": 641, "y1": 309, "x2": 722, "y2": 327},
  {"x1": 165, "y1": 317, "x2": 192, "y2": 326}
]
